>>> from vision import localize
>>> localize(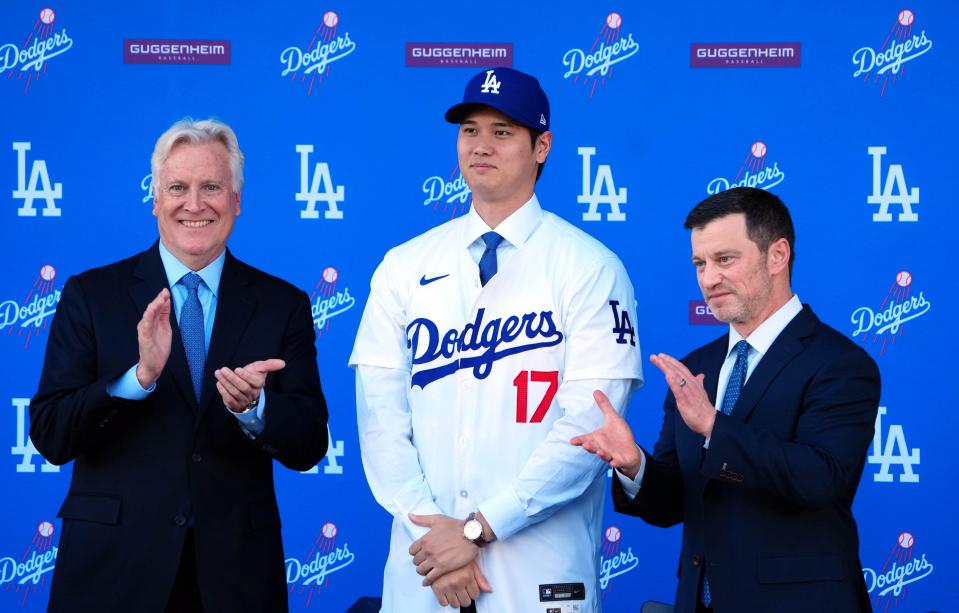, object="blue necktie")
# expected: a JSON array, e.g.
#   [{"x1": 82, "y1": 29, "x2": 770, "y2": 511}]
[
  {"x1": 702, "y1": 339, "x2": 751, "y2": 607},
  {"x1": 478, "y1": 231, "x2": 504, "y2": 287},
  {"x1": 179, "y1": 273, "x2": 206, "y2": 403}
]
